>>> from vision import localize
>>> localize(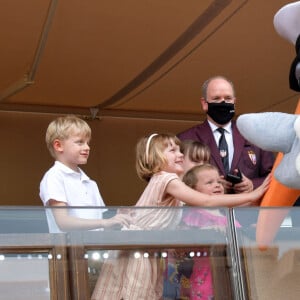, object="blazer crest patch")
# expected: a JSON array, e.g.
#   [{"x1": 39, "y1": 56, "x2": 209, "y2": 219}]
[{"x1": 248, "y1": 150, "x2": 257, "y2": 165}]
